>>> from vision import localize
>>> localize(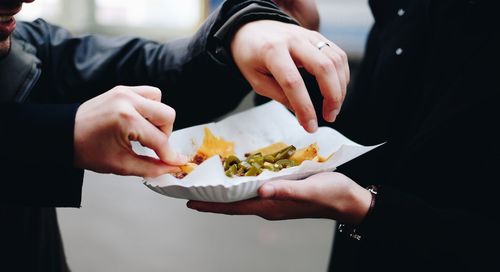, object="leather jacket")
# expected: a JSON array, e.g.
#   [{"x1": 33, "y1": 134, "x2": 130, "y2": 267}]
[{"x1": 0, "y1": 1, "x2": 294, "y2": 271}]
